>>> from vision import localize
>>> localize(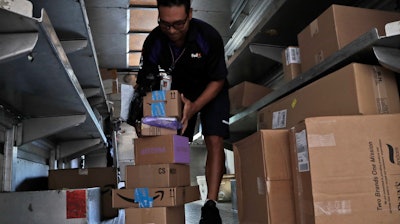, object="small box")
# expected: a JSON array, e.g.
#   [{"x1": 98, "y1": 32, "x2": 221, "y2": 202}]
[
  {"x1": 298, "y1": 4, "x2": 400, "y2": 72},
  {"x1": 282, "y1": 46, "x2": 302, "y2": 81},
  {"x1": 257, "y1": 63, "x2": 400, "y2": 130},
  {"x1": 134, "y1": 134, "x2": 190, "y2": 165},
  {"x1": 125, "y1": 164, "x2": 190, "y2": 188},
  {"x1": 48, "y1": 167, "x2": 118, "y2": 220},
  {"x1": 112, "y1": 186, "x2": 199, "y2": 208},
  {"x1": 125, "y1": 206, "x2": 185, "y2": 224},
  {"x1": 289, "y1": 114, "x2": 400, "y2": 224},
  {"x1": 233, "y1": 130, "x2": 295, "y2": 224},
  {"x1": 143, "y1": 90, "x2": 182, "y2": 119},
  {"x1": 229, "y1": 81, "x2": 272, "y2": 114},
  {"x1": 141, "y1": 123, "x2": 178, "y2": 136},
  {"x1": 197, "y1": 174, "x2": 235, "y2": 202}
]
